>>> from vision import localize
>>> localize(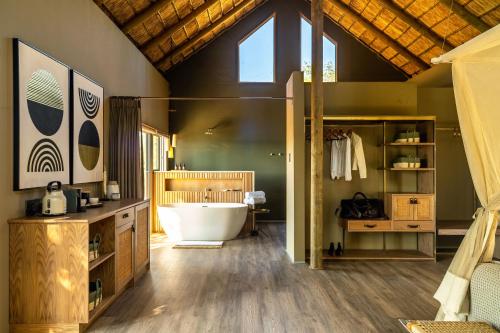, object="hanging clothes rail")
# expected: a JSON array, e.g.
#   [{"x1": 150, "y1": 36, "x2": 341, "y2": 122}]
[
  {"x1": 136, "y1": 96, "x2": 291, "y2": 101},
  {"x1": 321, "y1": 124, "x2": 384, "y2": 128}
]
